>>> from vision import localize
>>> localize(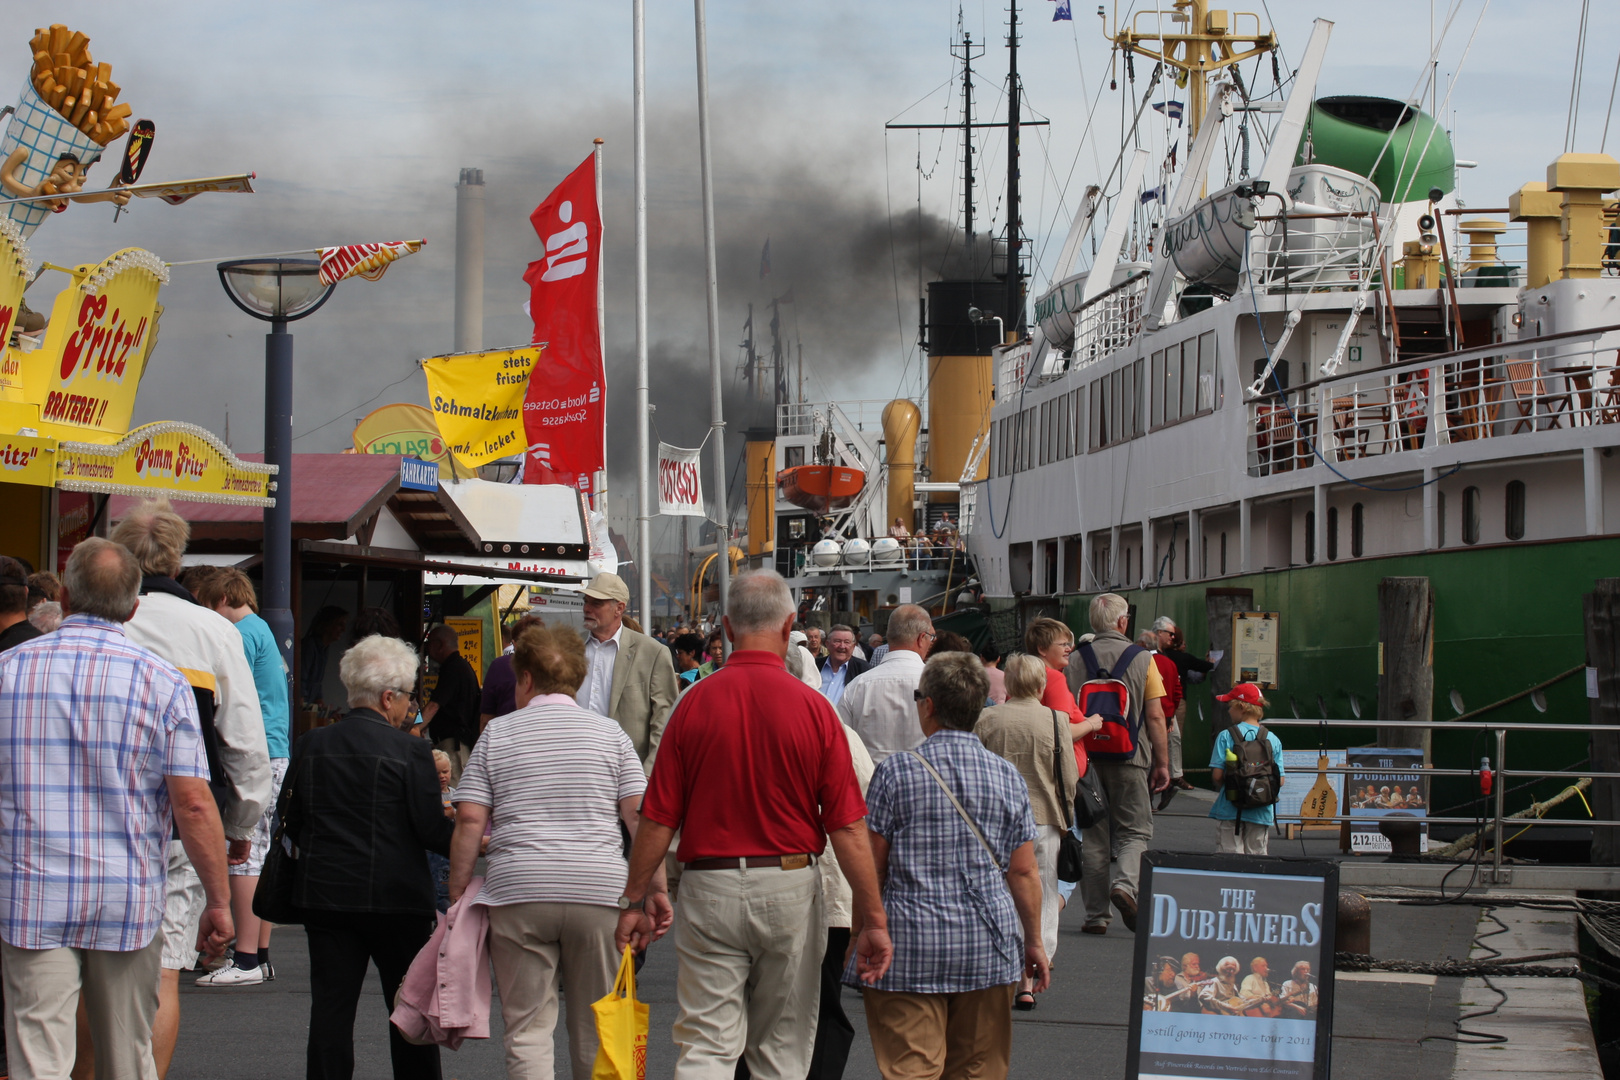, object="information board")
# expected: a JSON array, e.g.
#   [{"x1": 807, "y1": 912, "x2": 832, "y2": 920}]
[
  {"x1": 1128, "y1": 852, "x2": 1336, "y2": 1080},
  {"x1": 1230, "y1": 612, "x2": 1280, "y2": 689}
]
